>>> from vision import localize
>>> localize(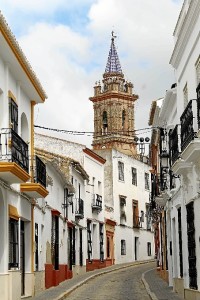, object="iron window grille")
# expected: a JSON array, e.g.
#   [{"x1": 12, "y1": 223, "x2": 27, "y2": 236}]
[
  {"x1": 35, "y1": 156, "x2": 47, "y2": 187},
  {"x1": 178, "y1": 208, "x2": 183, "y2": 278},
  {"x1": 92, "y1": 194, "x2": 102, "y2": 211},
  {"x1": 9, "y1": 218, "x2": 19, "y2": 269},
  {"x1": 121, "y1": 239, "x2": 126, "y2": 255},
  {"x1": 118, "y1": 161, "x2": 124, "y2": 181},
  {"x1": 131, "y1": 167, "x2": 137, "y2": 185},
  {"x1": 51, "y1": 215, "x2": 59, "y2": 270},
  {"x1": 120, "y1": 197, "x2": 126, "y2": 223},
  {"x1": 9, "y1": 98, "x2": 18, "y2": 133},
  {"x1": 72, "y1": 226, "x2": 76, "y2": 265},
  {"x1": 186, "y1": 202, "x2": 197, "y2": 290},
  {"x1": 75, "y1": 198, "x2": 84, "y2": 219},
  {"x1": 147, "y1": 242, "x2": 151, "y2": 256},
  {"x1": 99, "y1": 223, "x2": 104, "y2": 261},
  {"x1": 145, "y1": 173, "x2": 150, "y2": 190},
  {"x1": 79, "y1": 228, "x2": 83, "y2": 266},
  {"x1": 146, "y1": 205, "x2": 152, "y2": 231},
  {"x1": 87, "y1": 220, "x2": 92, "y2": 261},
  {"x1": 35, "y1": 223, "x2": 39, "y2": 271}
]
